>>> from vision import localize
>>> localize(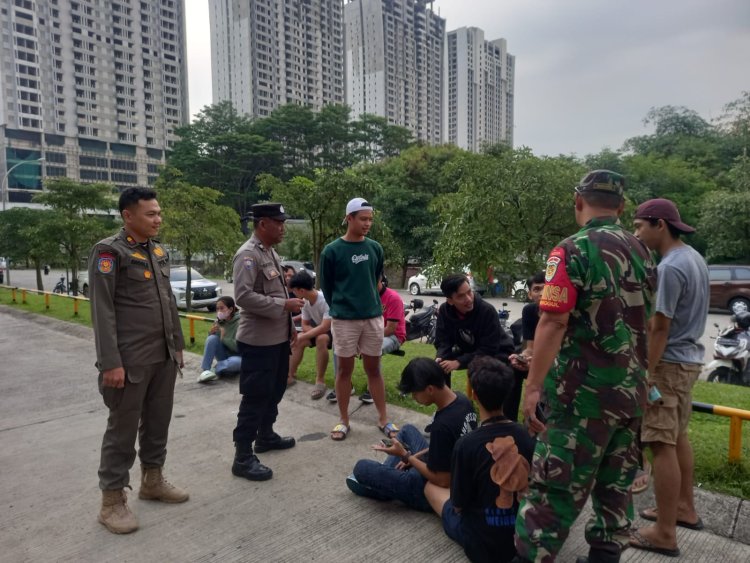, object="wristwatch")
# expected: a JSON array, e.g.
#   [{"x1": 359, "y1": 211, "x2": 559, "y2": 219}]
[{"x1": 401, "y1": 450, "x2": 412, "y2": 464}]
